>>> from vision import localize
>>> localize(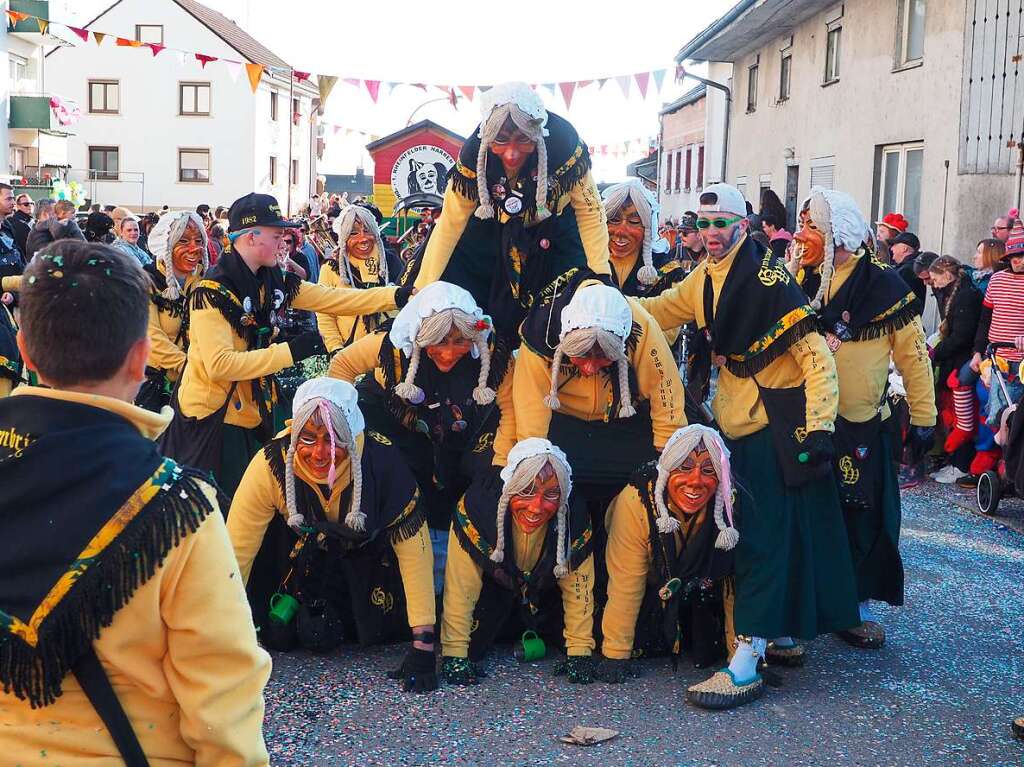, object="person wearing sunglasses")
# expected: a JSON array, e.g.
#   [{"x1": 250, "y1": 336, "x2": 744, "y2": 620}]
[
  {"x1": 401, "y1": 82, "x2": 611, "y2": 344},
  {"x1": 635, "y1": 183, "x2": 858, "y2": 710},
  {"x1": 440, "y1": 438, "x2": 596, "y2": 686},
  {"x1": 9, "y1": 193, "x2": 34, "y2": 258}
]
